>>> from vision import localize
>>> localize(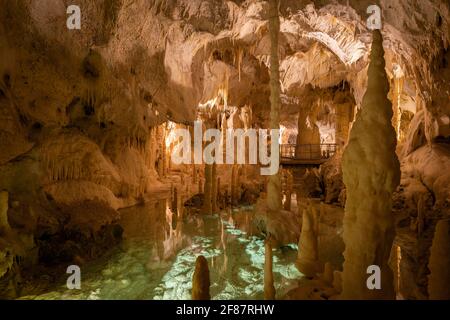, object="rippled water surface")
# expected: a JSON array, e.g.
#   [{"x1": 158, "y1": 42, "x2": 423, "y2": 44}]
[{"x1": 21, "y1": 199, "x2": 302, "y2": 300}]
